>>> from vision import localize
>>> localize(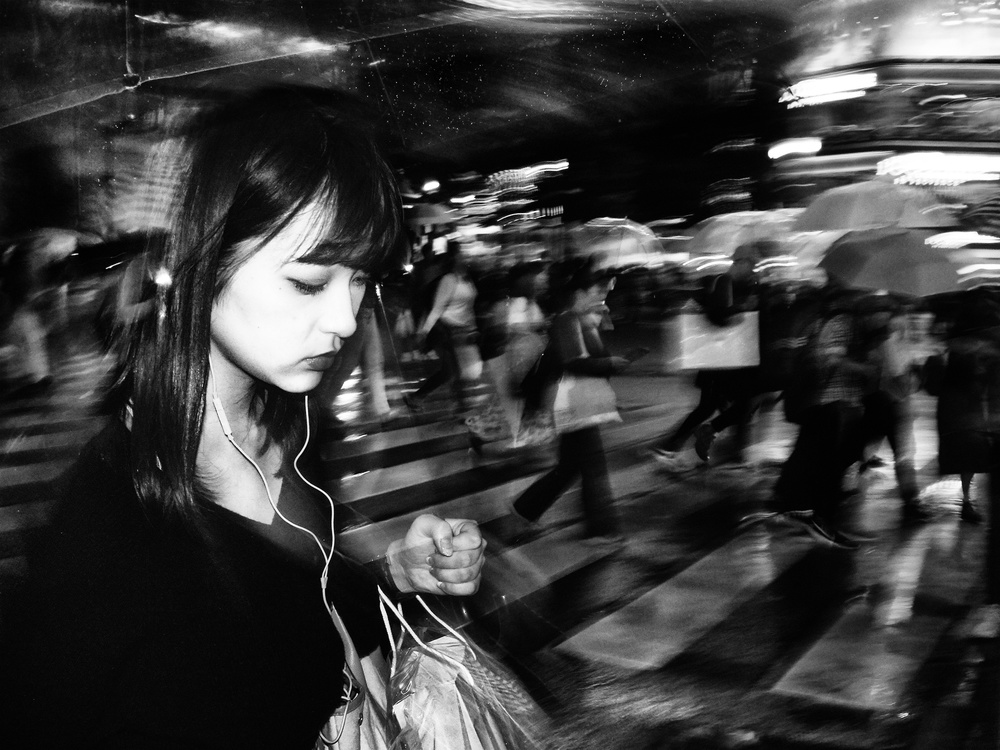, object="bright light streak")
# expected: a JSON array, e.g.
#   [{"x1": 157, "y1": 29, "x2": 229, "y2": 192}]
[
  {"x1": 450, "y1": 194, "x2": 476, "y2": 205},
  {"x1": 782, "y1": 72, "x2": 877, "y2": 108},
  {"x1": 926, "y1": 231, "x2": 1000, "y2": 250},
  {"x1": 957, "y1": 263, "x2": 1000, "y2": 275},
  {"x1": 786, "y1": 90, "x2": 868, "y2": 108},
  {"x1": 422, "y1": 179, "x2": 440, "y2": 194},
  {"x1": 768, "y1": 138, "x2": 823, "y2": 160},
  {"x1": 878, "y1": 152, "x2": 1000, "y2": 186}
]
